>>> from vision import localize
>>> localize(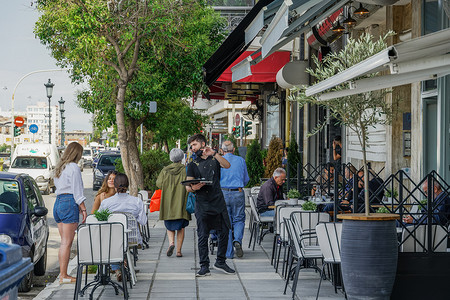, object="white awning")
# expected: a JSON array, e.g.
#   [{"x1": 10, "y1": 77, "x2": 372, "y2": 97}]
[{"x1": 305, "y1": 27, "x2": 450, "y2": 99}]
